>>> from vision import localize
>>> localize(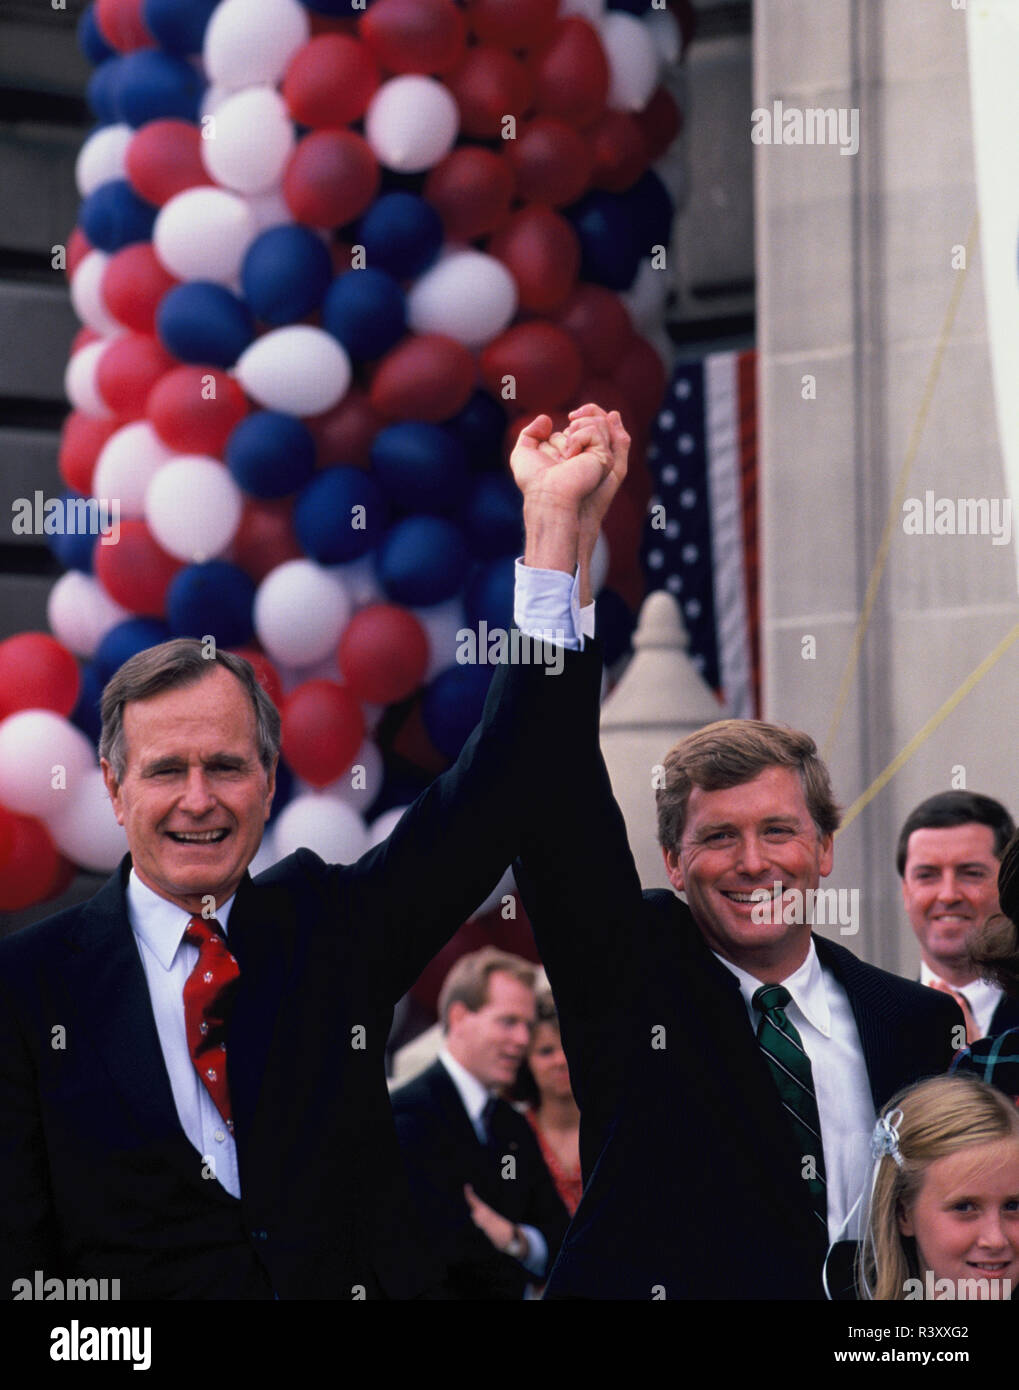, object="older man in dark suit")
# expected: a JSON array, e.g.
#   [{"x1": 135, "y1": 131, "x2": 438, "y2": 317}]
[
  {"x1": 508, "y1": 405, "x2": 963, "y2": 1300},
  {"x1": 0, "y1": 411, "x2": 615, "y2": 1301}
]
